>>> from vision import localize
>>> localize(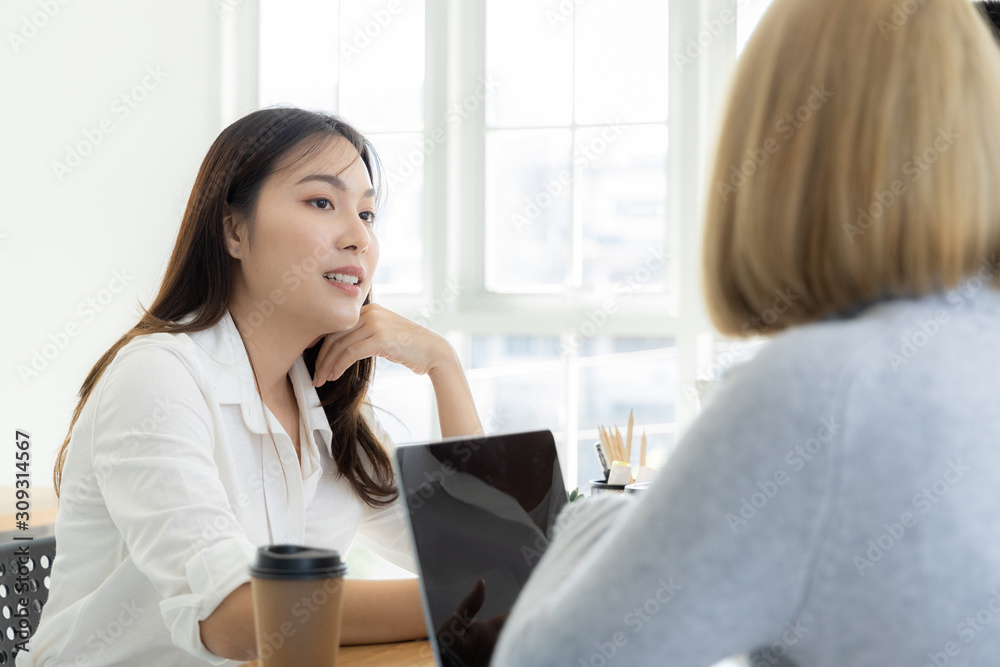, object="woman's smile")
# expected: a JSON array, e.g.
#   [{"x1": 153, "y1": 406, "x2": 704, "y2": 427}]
[{"x1": 323, "y1": 266, "x2": 365, "y2": 296}]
